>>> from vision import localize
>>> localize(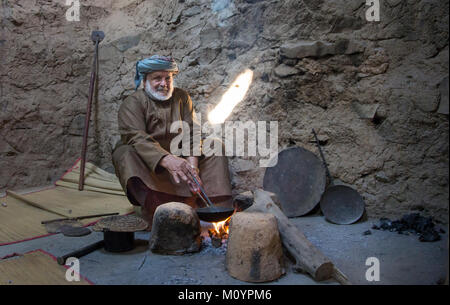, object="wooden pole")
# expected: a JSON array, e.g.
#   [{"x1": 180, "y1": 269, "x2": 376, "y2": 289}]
[{"x1": 79, "y1": 31, "x2": 104, "y2": 190}]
